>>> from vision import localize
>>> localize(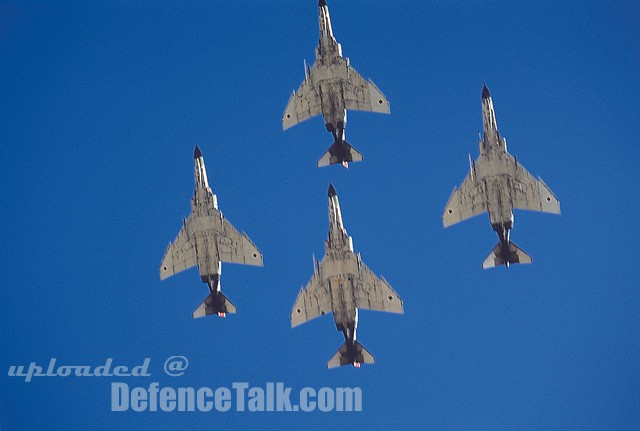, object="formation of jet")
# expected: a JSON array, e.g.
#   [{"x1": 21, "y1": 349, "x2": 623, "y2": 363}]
[
  {"x1": 160, "y1": 146, "x2": 263, "y2": 318},
  {"x1": 282, "y1": 0, "x2": 390, "y2": 168},
  {"x1": 443, "y1": 85, "x2": 560, "y2": 268},
  {"x1": 157, "y1": 2, "x2": 563, "y2": 371},
  {"x1": 291, "y1": 184, "x2": 403, "y2": 368}
]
